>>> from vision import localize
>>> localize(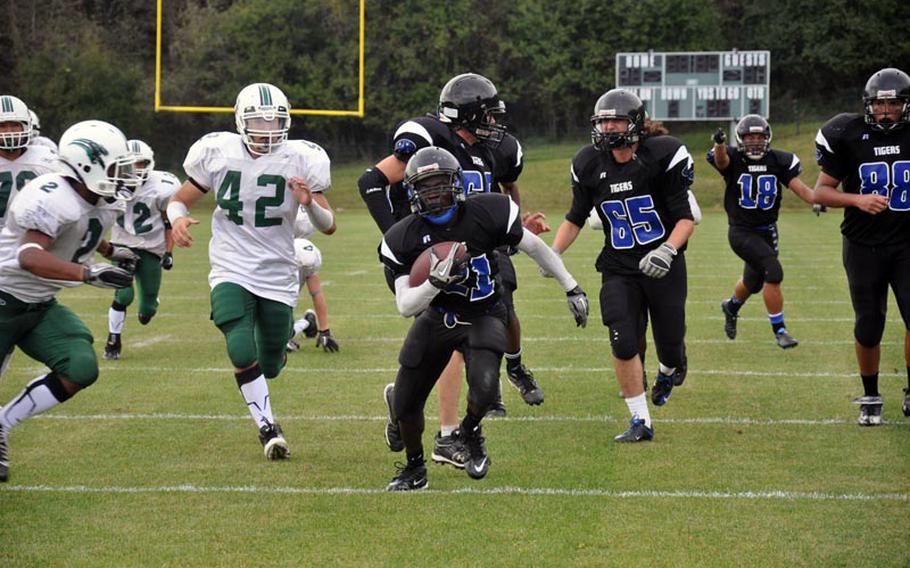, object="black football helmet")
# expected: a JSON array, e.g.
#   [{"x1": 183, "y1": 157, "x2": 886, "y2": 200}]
[
  {"x1": 735, "y1": 114, "x2": 772, "y2": 160},
  {"x1": 404, "y1": 146, "x2": 465, "y2": 225},
  {"x1": 590, "y1": 89, "x2": 646, "y2": 150},
  {"x1": 863, "y1": 67, "x2": 910, "y2": 131},
  {"x1": 437, "y1": 73, "x2": 507, "y2": 145}
]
